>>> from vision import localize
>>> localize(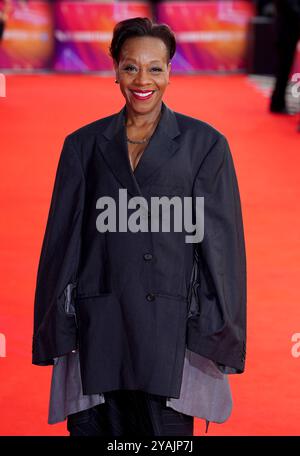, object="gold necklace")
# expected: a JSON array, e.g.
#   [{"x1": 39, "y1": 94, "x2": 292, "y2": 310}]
[{"x1": 127, "y1": 136, "x2": 149, "y2": 144}]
